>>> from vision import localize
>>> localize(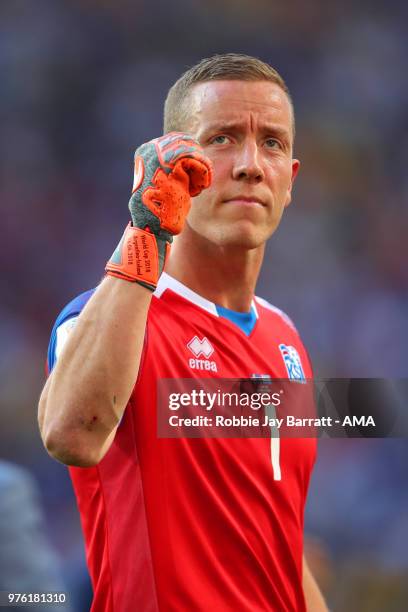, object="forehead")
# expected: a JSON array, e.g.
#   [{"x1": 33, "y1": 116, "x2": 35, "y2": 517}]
[{"x1": 187, "y1": 80, "x2": 293, "y2": 135}]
